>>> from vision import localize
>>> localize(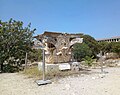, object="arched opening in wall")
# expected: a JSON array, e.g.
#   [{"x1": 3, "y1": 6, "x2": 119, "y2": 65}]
[
  {"x1": 47, "y1": 43, "x2": 56, "y2": 49},
  {"x1": 46, "y1": 43, "x2": 57, "y2": 64},
  {"x1": 69, "y1": 43, "x2": 82, "y2": 62},
  {"x1": 69, "y1": 44, "x2": 77, "y2": 62},
  {"x1": 47, "y1": 43, "x2": 56, "y2": 54},
  {"x1": 69, "y1": 37, "x2": 76, "y2": 42},
  {"x1": 68, "y1": 45, "x2": 74, "y2": 62}
]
